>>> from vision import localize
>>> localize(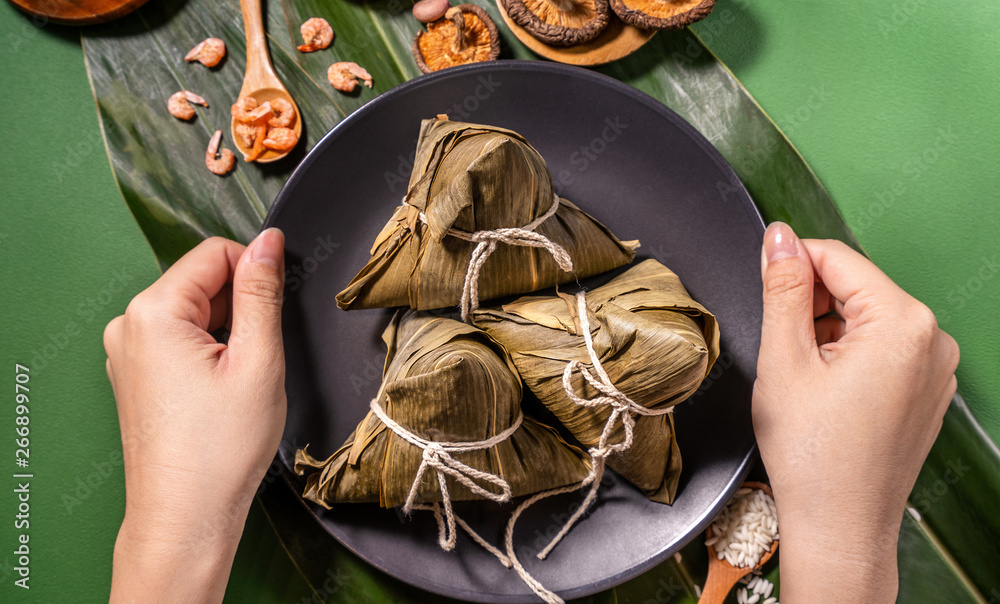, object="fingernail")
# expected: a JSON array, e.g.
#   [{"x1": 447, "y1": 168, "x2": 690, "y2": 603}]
[
  {"x1": 250, "y1": 228, "x2": 284, "y2": 268},
  {"x1": 764, "y1": 222, "x2": 799, "y2": 264}
]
